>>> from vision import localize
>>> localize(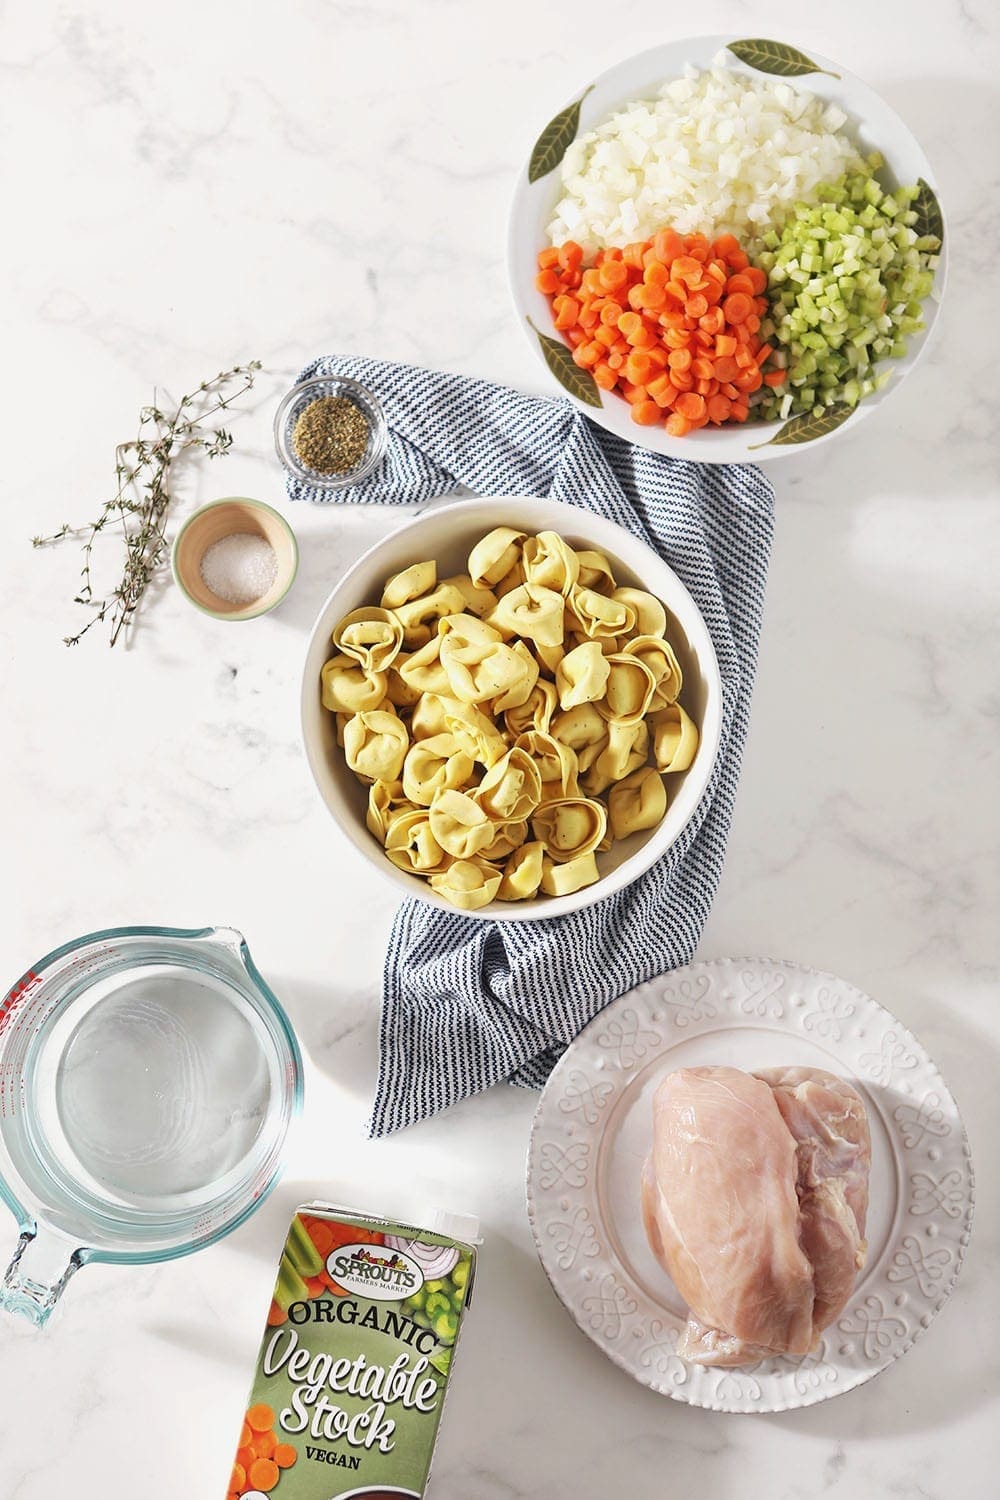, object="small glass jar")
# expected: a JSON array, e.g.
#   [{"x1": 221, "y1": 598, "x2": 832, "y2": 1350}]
[{"x1": 274, "y1": 374, "x2": 388, "y2": 491}]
